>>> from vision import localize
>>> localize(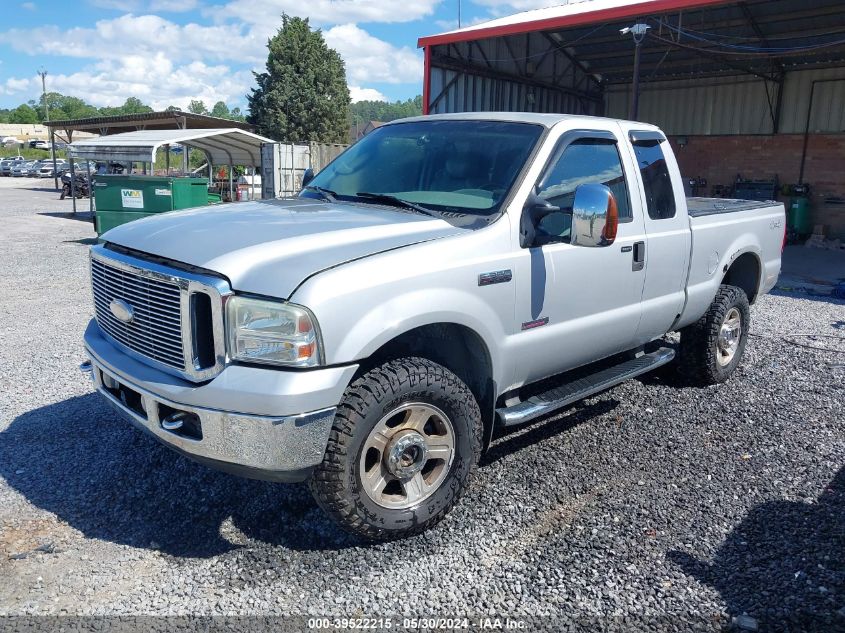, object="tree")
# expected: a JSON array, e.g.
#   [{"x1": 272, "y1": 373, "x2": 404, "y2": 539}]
[
  {"x1": 33, "y1": 92, "x2": 99, "y2": 120},
  {"x1": 248, "y1": 15, "x2": 350, "y2": 143},
  {"x1": 350, "y1": 96, "x2": 423, "y2": 125},
  {"x1": 187, "y1": 100, "x2": 209, "y2": 115},
  {"x1": 8, "y1": 104, "x2": 38, "y2": 124},
  {"x1": 210, "y1": 101, "x2": 230, "y2": 119},
  {"x1": 99, "y1": 96, "x2": 154, "y2": 116}
]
